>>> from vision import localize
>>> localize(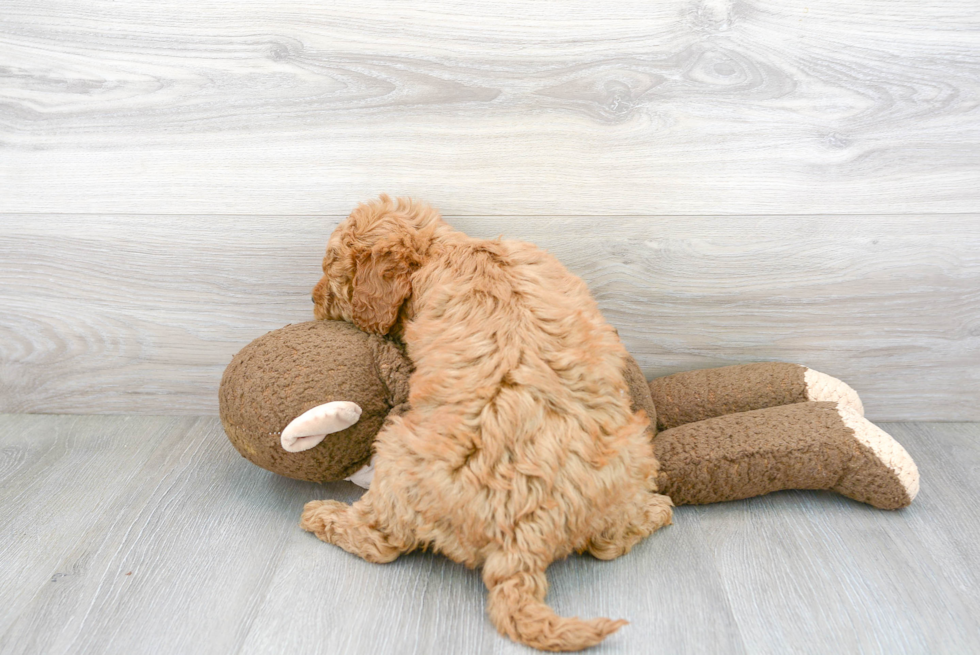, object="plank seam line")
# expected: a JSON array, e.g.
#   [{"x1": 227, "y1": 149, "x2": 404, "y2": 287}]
[{"x1": 2, "y1": 212, "x2": 977, "y2": 218}]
